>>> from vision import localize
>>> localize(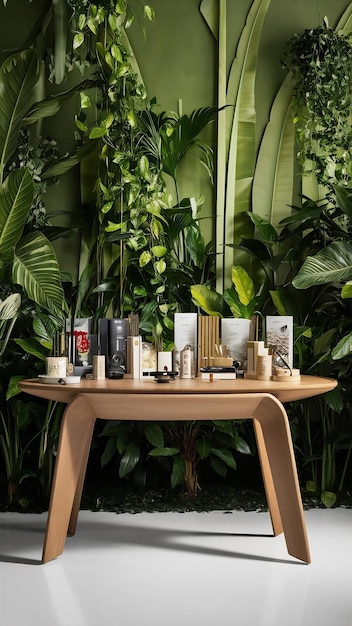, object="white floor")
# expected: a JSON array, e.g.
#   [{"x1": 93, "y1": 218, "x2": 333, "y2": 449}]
[{"x1": 0, "y1": 507, "x2": 351, "y2": 626}]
